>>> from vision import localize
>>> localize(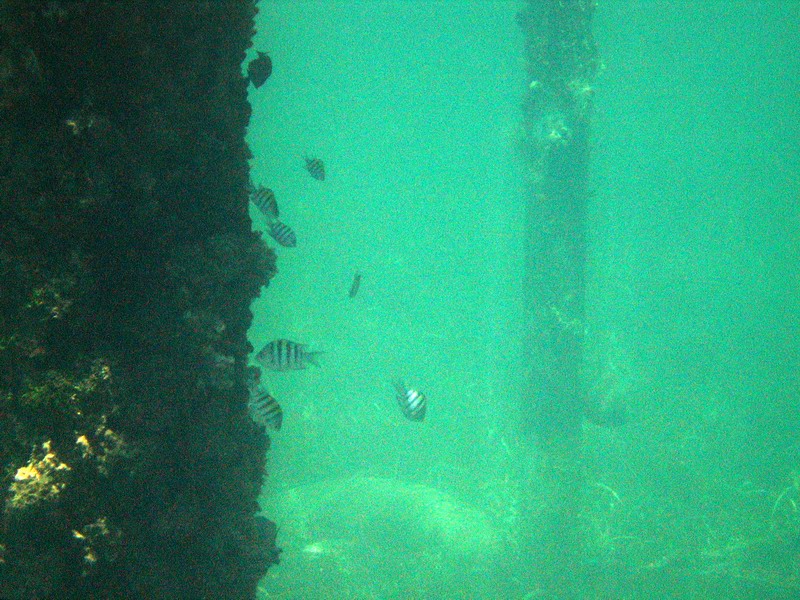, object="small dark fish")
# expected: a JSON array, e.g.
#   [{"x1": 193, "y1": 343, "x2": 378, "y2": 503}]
[
  {"x1": 269, "y1": 220, "x2": 297, "y2": 247},
  {"x1": 394, "y1": 381, "x2": 427, "y2": 422},
  {"x1": 304, "y1": 156, "x2": 325, "y2": 181},
  {"x1": 349, "y1": 272, "x2": 362, "y2": 298},
  {"x1": 249, "y1": 384, "x2": 283, "y2": 430},
  {"x1": 257, "y1": 339, "x2": 322, "y2": 371},
  {"x1": 250, "y1": 185, "x2": 279, "y2": 219},
  {"x1": 248, "y1": 51, "x2": 272, "y2": 88}
]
